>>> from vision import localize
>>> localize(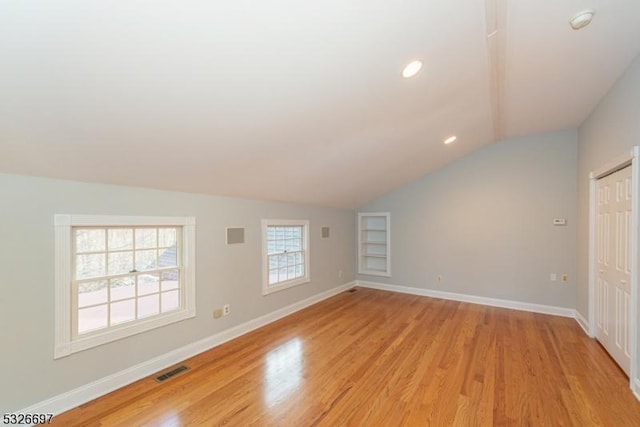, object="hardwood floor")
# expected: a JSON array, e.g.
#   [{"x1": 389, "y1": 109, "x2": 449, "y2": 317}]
[{"x1": 54, "y1": 287, "x2": 640, "y2": 426}]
